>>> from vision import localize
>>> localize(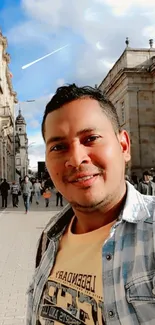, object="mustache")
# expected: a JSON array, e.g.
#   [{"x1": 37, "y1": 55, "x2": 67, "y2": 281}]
[{"x1": 62, "y1": 166, "x2": 104, "y2": 182}]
